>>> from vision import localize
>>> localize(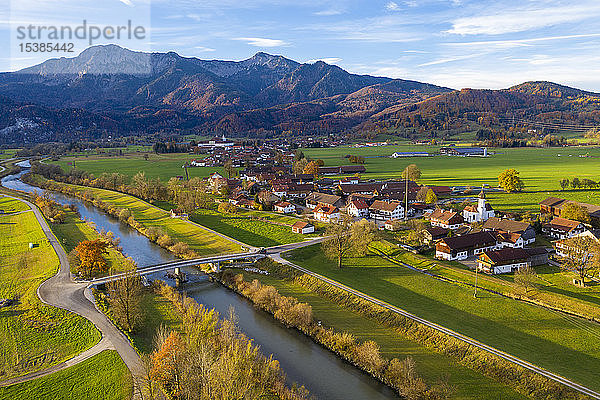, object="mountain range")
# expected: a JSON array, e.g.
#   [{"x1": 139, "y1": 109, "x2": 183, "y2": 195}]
[{"x1": 1, "y1": 44, "x2": 599, "y2": 143}]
